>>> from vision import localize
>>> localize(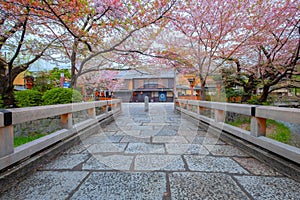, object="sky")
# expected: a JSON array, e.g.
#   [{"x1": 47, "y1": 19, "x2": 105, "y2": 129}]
[{"x1": 28, "y1": 59, "x2": 71, "y2": 72}]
